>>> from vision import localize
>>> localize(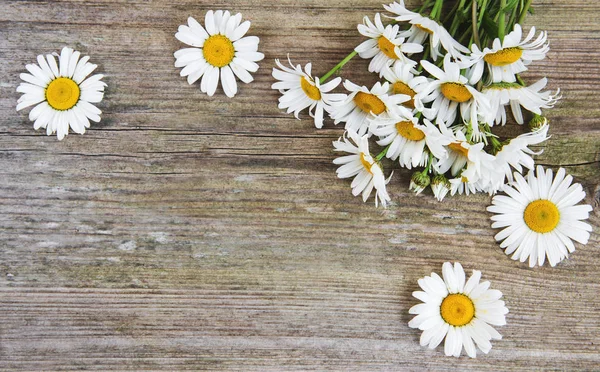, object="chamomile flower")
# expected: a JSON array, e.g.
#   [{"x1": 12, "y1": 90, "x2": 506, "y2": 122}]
[
  {"x1": 435, "y1": 124, "x2": 495, "y2": 183},
  {"x1": 409, "y1": 262, "x2": 508, "y2": 358},
  {"x1": 271, "y1": 57, "x2": 344, "y2": 128},
  {"x1": 355, "y1": 13, "x2": 423, "y2": 73},
  {"x1": 484, "y1": 79, "x2": 561, "y2": 125},
  {"x1": 370, "y1": 113, "x2": 448, "y2": 169},
  {"x1": 449, "y1": 176, "x2": 480, "y2": 196},
  {"x1": 431, "y1": 174, "x2": 451, "y2": 201},
  {"x1": 494, "y1": 124, "x2": 550, "y2": 184},
  {"x1": 488, "y1": 166, "x2": 593, "y2": 267},
  {"x1": 174, "y1": 11, "x2": 264, "y2": 98},
  {"x1": 329, "y1": 80, "x2": 410, "y2": 137},
  {"x1": 466, "y1": 24, "x2": 549, "y2": 83},
  {"x1": 417, "y1": 55, "x2": 492, "y2": 127},
  {"x1": 381, "y1": 63, "x2": 429, "y2": 110},
  {"x1": 16, "y1": 47, "x2": 106, "y2": 140},
  {"x1": 384, "y1": 1, "x2": 470, "y2": 60},
  {"x1": 333, "y1": 131, "x2": 391, "y2": 208}
]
